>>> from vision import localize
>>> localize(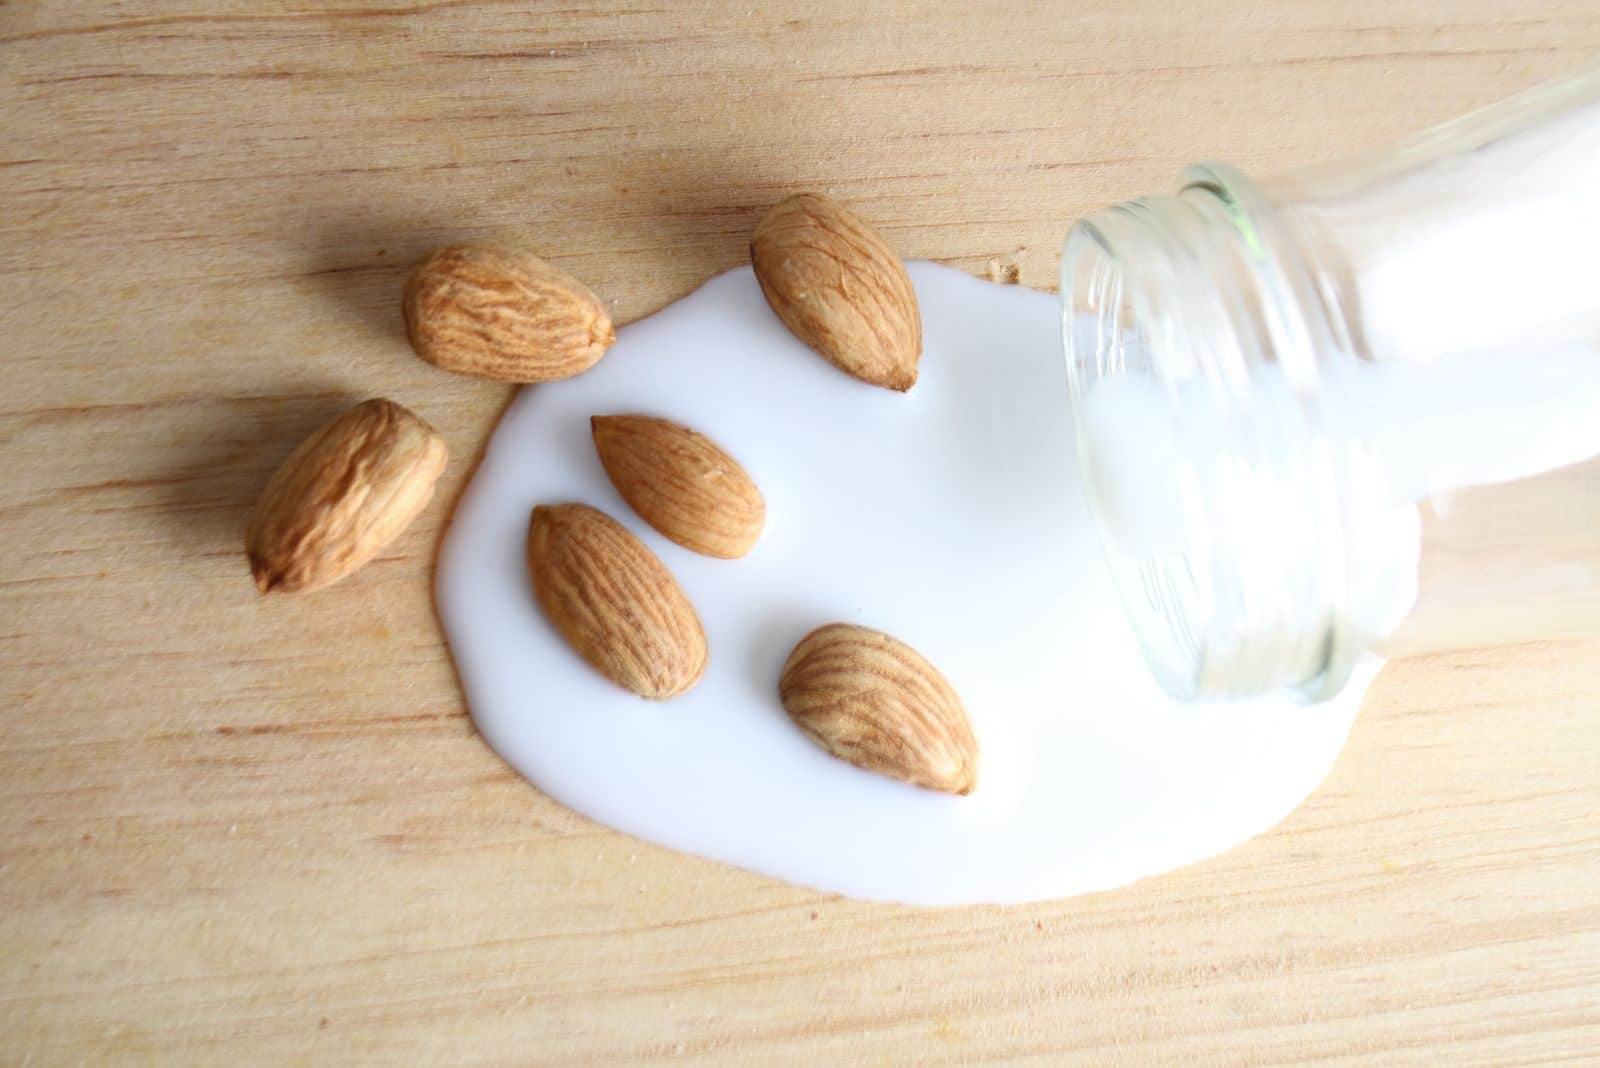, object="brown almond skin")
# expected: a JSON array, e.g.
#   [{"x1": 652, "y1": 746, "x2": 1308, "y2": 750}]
[
  {"x1": 527, "y1": 503, "x2": 708, "y2": 699},
  {"x1": 403, "y1": 243, "x2": 615, "y2": 383},
  {"x1": 750, "y1": 193, "x2": 922, "y2": 392},
  {"x1": 779, "y1": 623, "x2": 977, "y2": 795},
  {"x1": 247, "y1": 399, "x2": 449, "y2": 594},
  {"x1": 591, "y1": 415, "x2": 765, "y2": 559}
]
